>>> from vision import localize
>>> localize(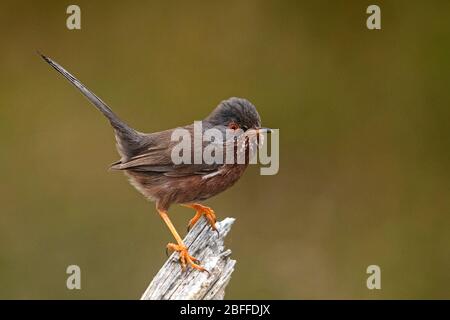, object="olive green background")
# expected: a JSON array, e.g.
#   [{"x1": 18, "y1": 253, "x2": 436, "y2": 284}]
[{"x1": 0, "y1": 1, "x2": 449, "y2": 299}]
